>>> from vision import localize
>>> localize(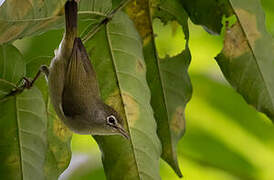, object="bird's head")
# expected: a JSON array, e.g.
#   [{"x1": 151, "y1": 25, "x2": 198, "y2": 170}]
[{"x1": 92, "y1": 103, "x2": 129, "y2": 139}]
